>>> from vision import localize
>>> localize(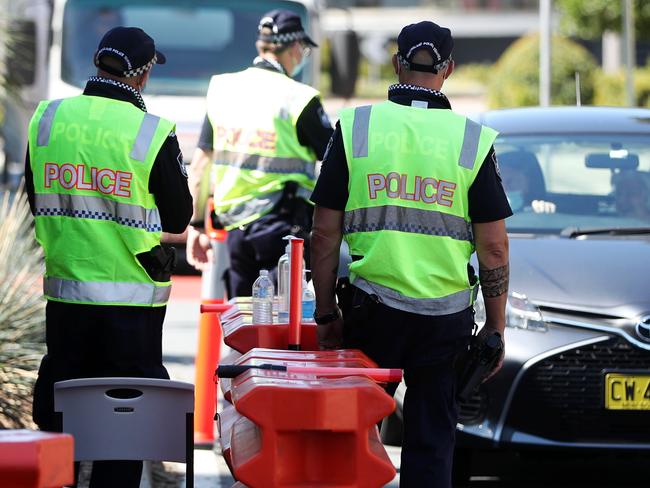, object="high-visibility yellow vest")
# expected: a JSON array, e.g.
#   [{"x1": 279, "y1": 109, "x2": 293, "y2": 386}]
[
  {"x1": 339, "y1": 101, "x2": 498, "y2": 315},
  {"x1": 206, "y1": 67, "x2": 319, "y2": 229},
  {"x1": 28, "y1": 95, "x2": 175, "y2": 306}
]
